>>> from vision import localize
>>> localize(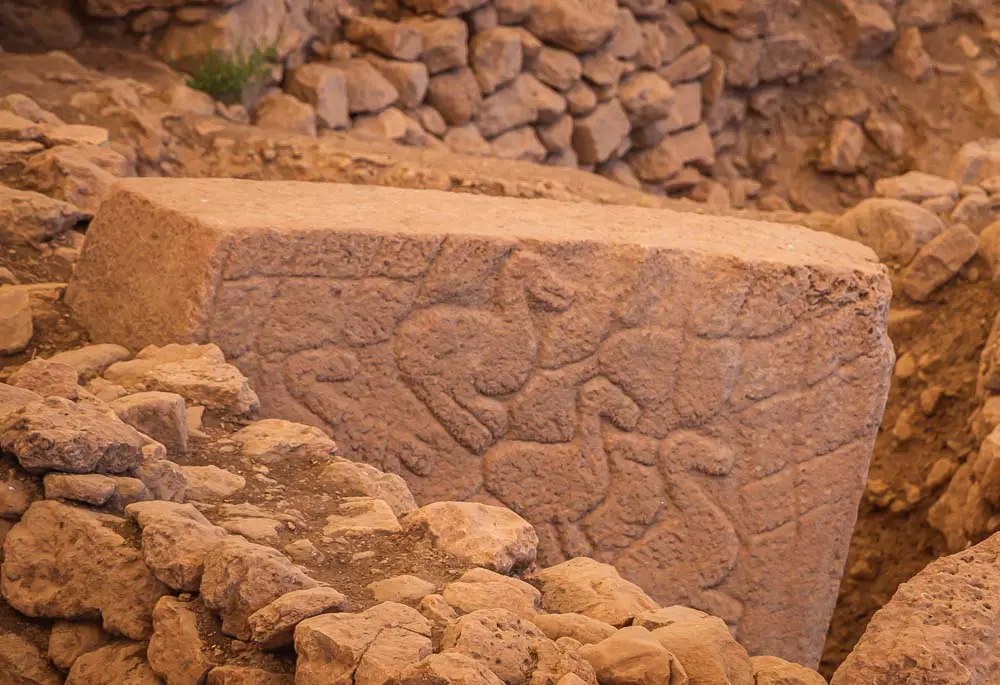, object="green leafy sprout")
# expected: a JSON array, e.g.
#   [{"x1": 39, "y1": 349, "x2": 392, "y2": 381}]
[{"x1": 184, "y1": 44, "x2": 279, "y2": 104}]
